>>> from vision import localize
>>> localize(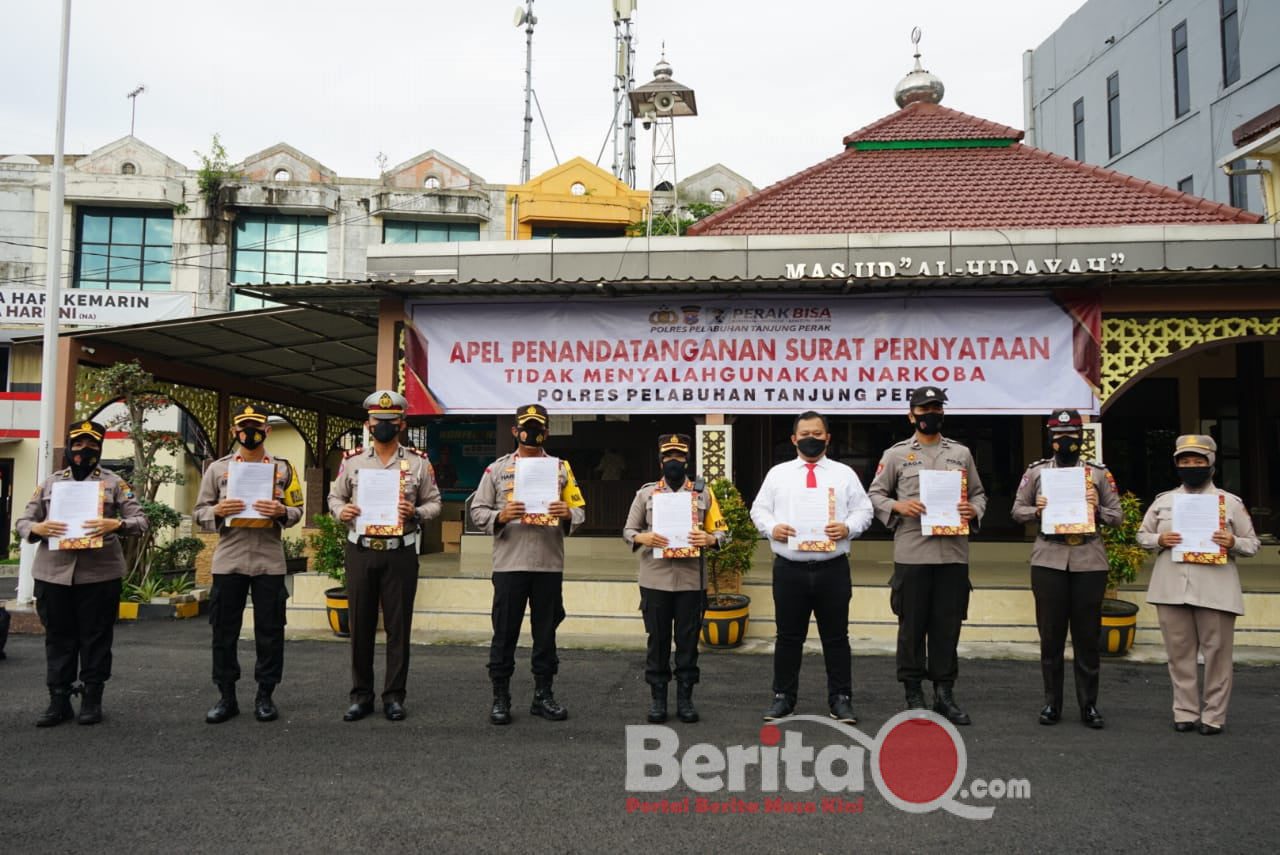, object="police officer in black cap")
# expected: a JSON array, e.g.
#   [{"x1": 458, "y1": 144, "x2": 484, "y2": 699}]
[
  {"x1": 623, "y1": 434, "x2": 727, "y2": 723},
  {"x1": 1012, "y1": 409, "x2": 1121, "y2": 728},
  {"x1": 16, "y1": 420, "x2": 147, "y2": 726},
  {"x1": 868, "y1": 388, "x2": 986, "y2": 724}
]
